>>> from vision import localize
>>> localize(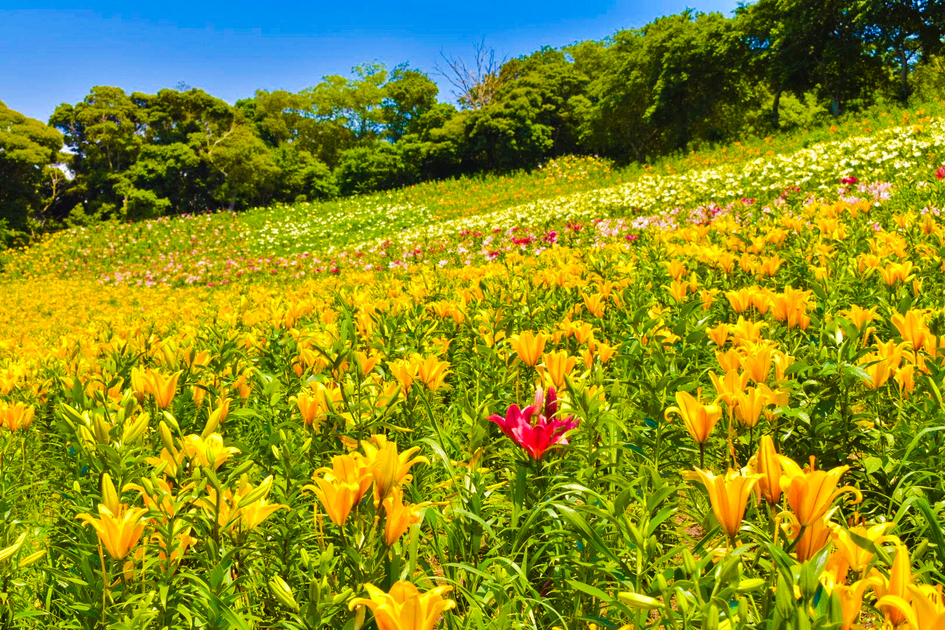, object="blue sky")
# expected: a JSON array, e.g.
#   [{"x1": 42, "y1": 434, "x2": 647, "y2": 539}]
[{"x1": 2, "y1": 1, "x2": 741, "y2": 123}]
